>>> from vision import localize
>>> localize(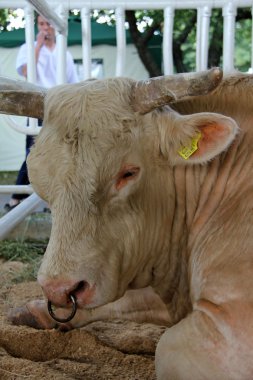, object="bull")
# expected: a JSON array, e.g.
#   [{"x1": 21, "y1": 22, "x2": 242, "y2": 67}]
[{"x1": 1, "y1": 68, "x2": 253, "y2": 379}]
